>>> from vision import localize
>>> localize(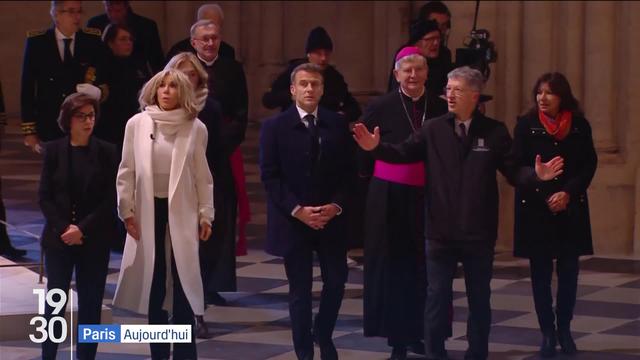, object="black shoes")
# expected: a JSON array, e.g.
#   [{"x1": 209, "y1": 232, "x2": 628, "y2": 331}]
[
  {"x1": 195, "y1": 315, "x2": 210, "y2": 339},
  {"x1": 558, "y1": 328, "x2": 577, "y2": 355},
  {"x1": 407, "y1": 341, "x2": 425, "y2": 355},
  {"x1": 205, "y1": 292, "x2": 228, "y2": 306},
  {"x1": 539, "y1": 332, "x2": 557, "y2": 358},
  {"x1": 389, "y1": 346, "x2": 407, "y2": 360}
]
